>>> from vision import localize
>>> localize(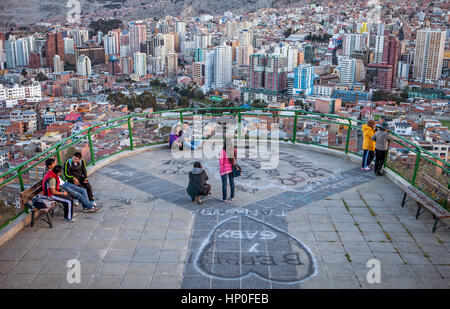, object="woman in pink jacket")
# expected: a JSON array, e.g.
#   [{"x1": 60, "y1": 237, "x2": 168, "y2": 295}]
[{"x1": 219, "y1": 138, "x2": 236, "y2": 202}]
